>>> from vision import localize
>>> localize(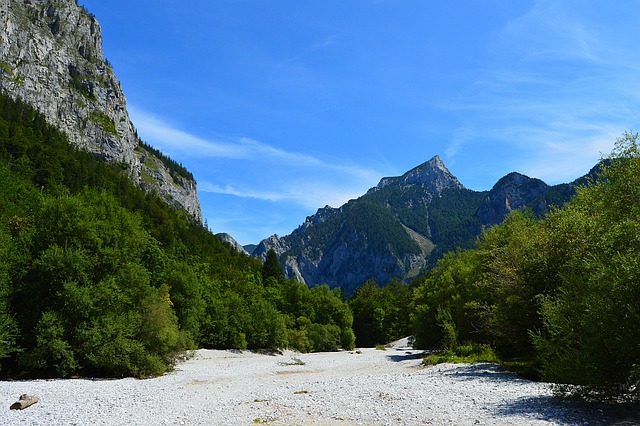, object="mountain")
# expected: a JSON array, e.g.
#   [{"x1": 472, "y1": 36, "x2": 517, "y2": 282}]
[
  {"x1": 0, "y1": 0, "x2": 201, "y2": 221},
  {"x1": 253, "y1": 155, "x2": 581, "y2": 295},
  {"x1": 216, "y1": 233, "x2": 249, "y2": 255}
]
